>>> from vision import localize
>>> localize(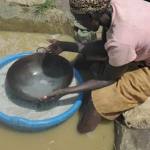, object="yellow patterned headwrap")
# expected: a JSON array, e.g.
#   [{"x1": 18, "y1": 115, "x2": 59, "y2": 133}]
[{"x1": 69, "y1": 0, "x2": 110, "y2": 14}]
